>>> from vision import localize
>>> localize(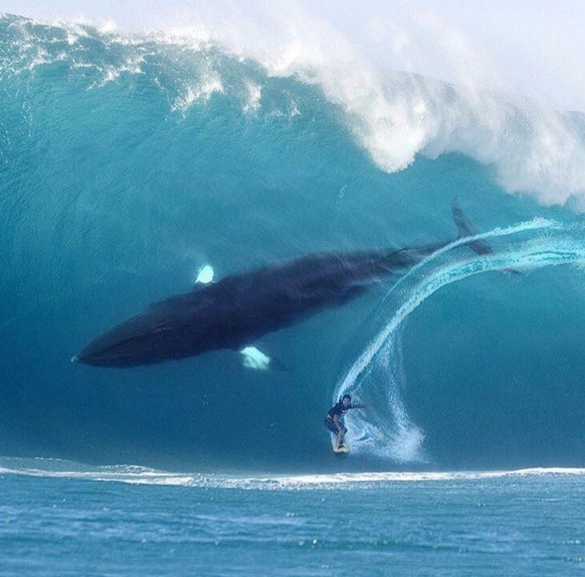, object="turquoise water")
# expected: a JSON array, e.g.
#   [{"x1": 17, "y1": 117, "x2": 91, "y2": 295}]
[
  {"x1": 2, "y1": 13, "x2": 585, "y2": 575},
  {"x1": 2, "y1": 462, "x2": 585, "y2": 576},
  {"x1": 1, "y1": 14, "x2": 585, "y2": 469}
]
